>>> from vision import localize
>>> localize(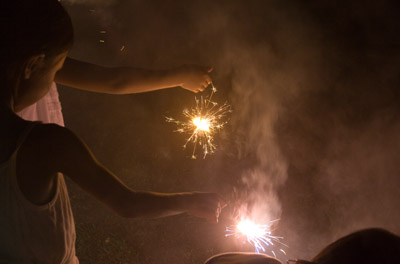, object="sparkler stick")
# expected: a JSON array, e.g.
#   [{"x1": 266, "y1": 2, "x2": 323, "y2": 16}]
[
  {"x1": 166, "y1": 83, "x2": 231, "y2": 159},
  {"x1": 226, "y1": 218, "x2": 287, "y2": 256}
]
